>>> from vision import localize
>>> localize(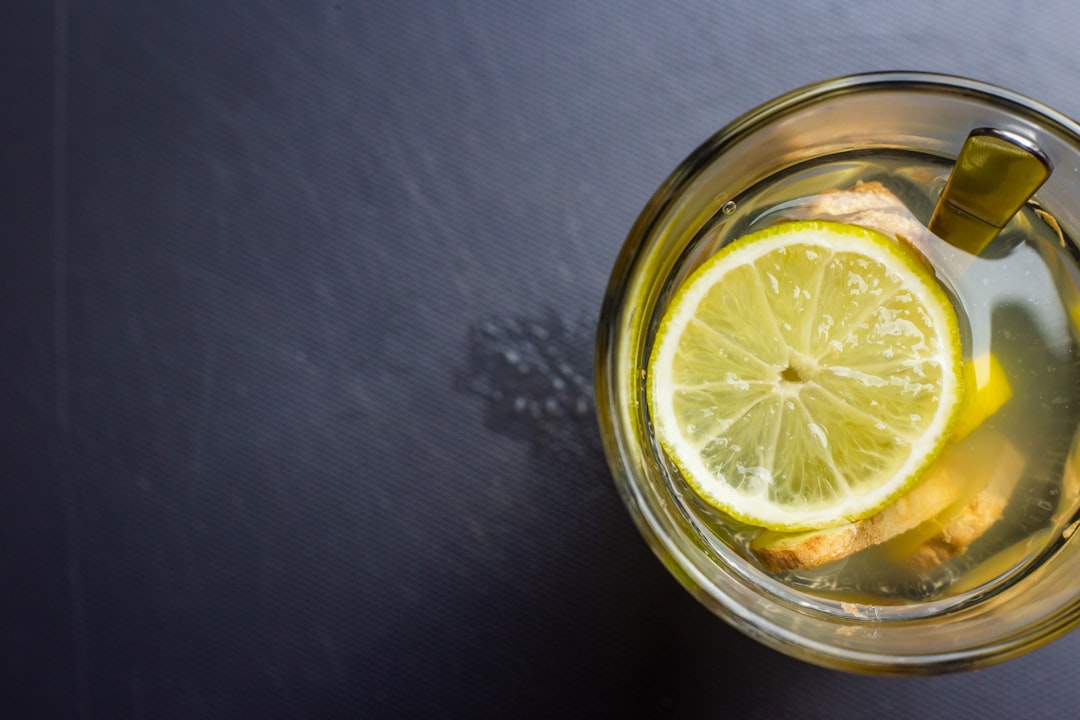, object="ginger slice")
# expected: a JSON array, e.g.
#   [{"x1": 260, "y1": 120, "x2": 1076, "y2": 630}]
[
  {"x1": 752, "y1": 430, "x2": 1019, "y2": 573},
  {"x1": 790, "y1": 181, "x2": 931, "y2": 255},
  {"x1": 898, "y1": 438, "x2": 1025, "y2": 570},
  {"x1": 752, "y1": 455, "x2": 964, "y2": 573}
]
